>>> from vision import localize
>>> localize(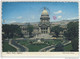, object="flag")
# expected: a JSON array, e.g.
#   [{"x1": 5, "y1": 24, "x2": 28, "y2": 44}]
[{"x1": 53, "y1": 16, "x2": 57, "y2": 20}]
